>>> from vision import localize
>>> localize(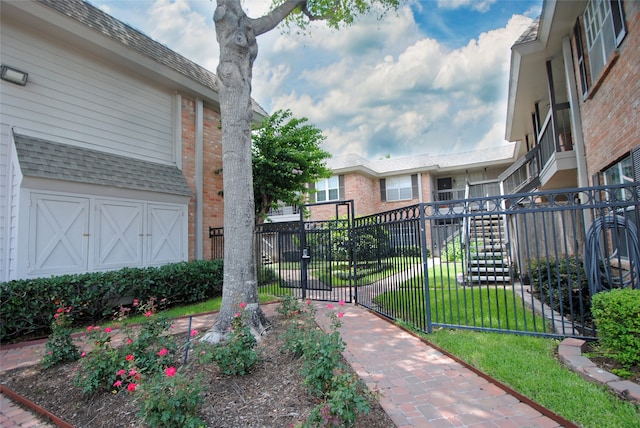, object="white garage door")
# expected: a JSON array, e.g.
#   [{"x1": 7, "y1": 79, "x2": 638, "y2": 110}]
[
  {"x1": 95, "y1": 200, "x2": 143, "y2": 269},
  {"x1": 29, "y1": 193, "x2": 89, "y2": 275},
  {"x1": 28, "y1": 192, "x2": 186, "y2": 276}
]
